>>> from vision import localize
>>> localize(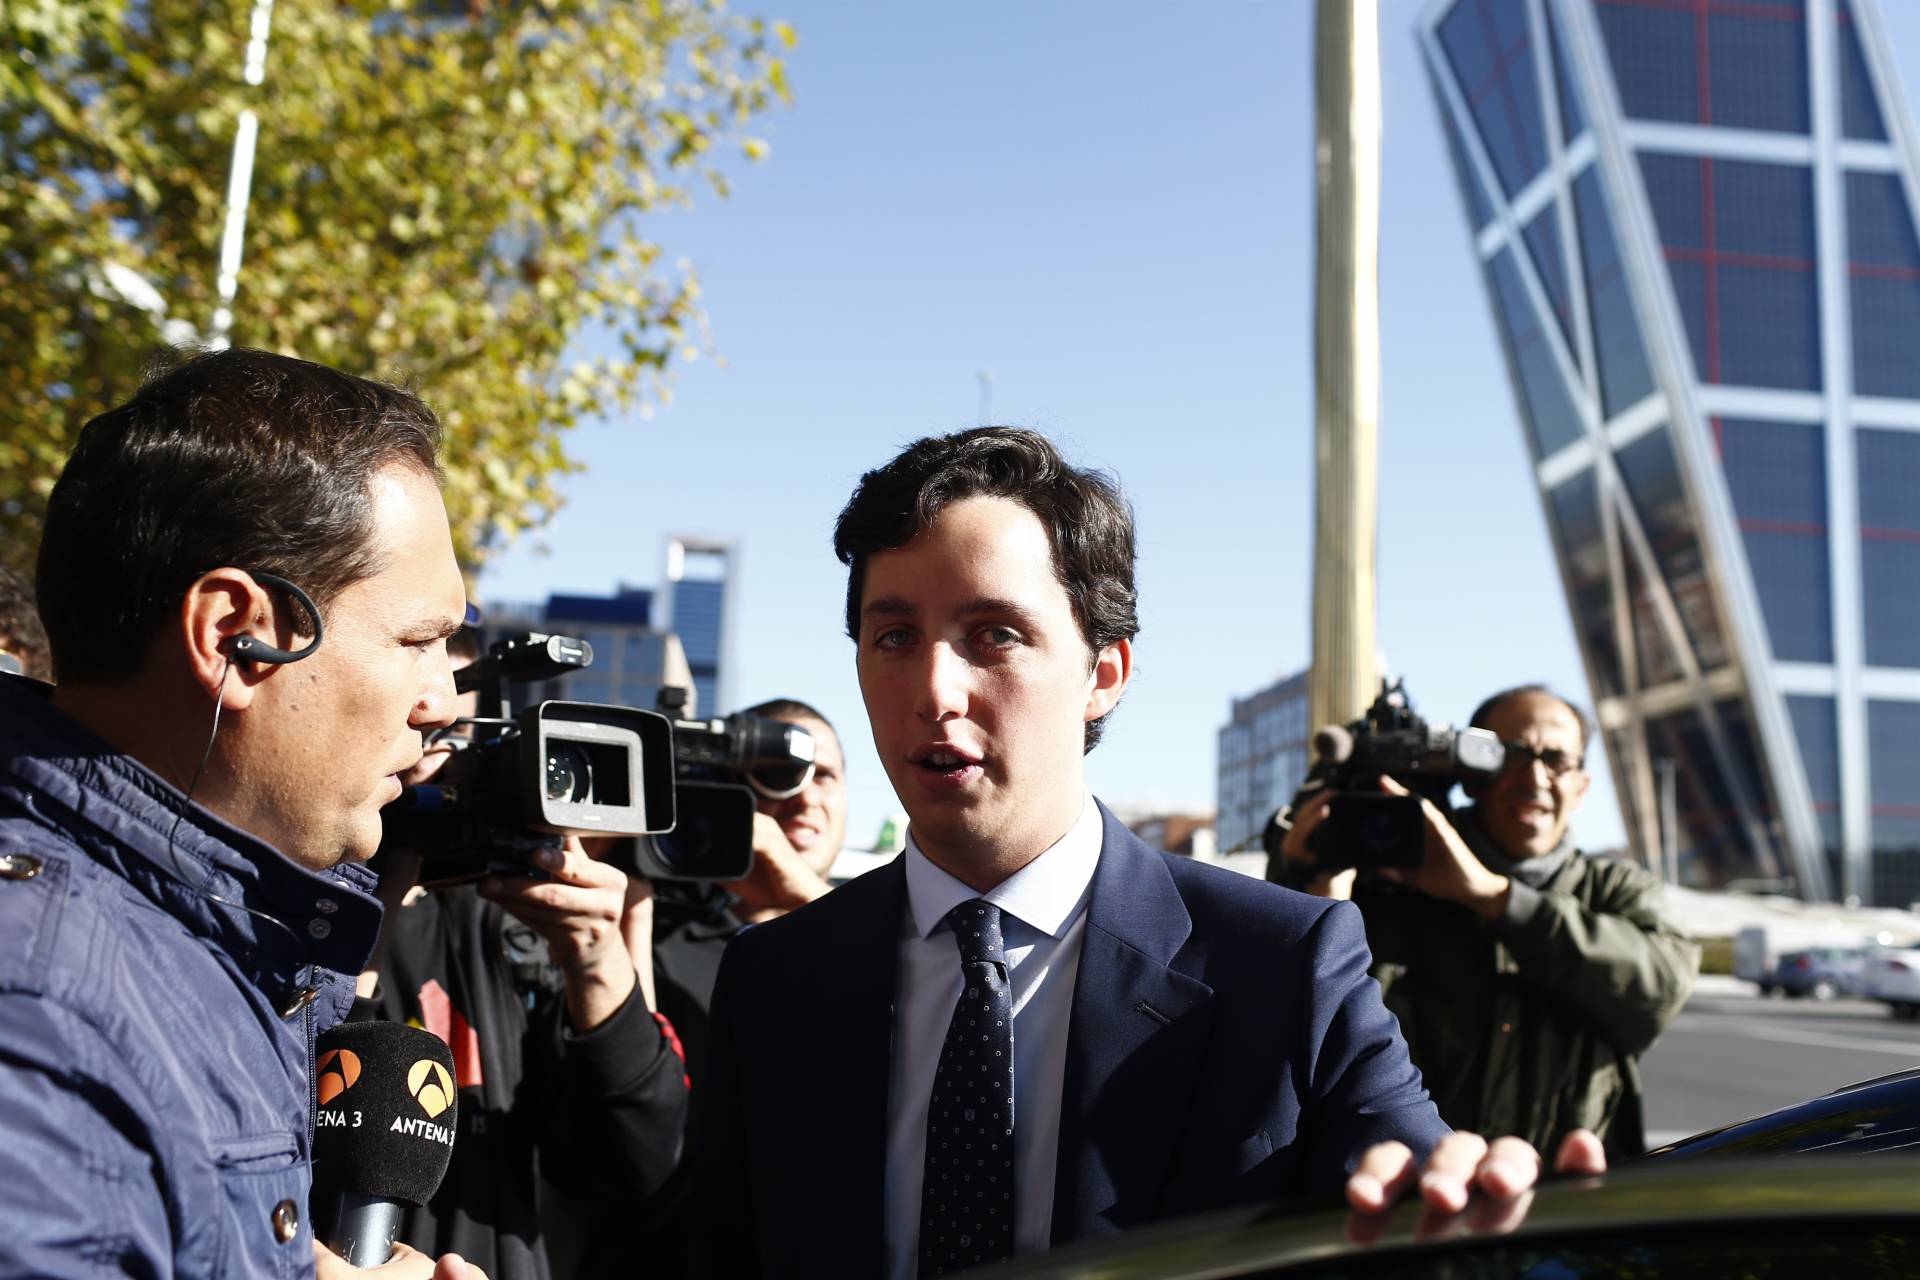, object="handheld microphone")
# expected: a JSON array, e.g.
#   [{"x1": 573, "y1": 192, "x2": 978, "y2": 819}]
[{"x1": 311, "y1": 1021, "x2": 459, "y2": 1268}]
